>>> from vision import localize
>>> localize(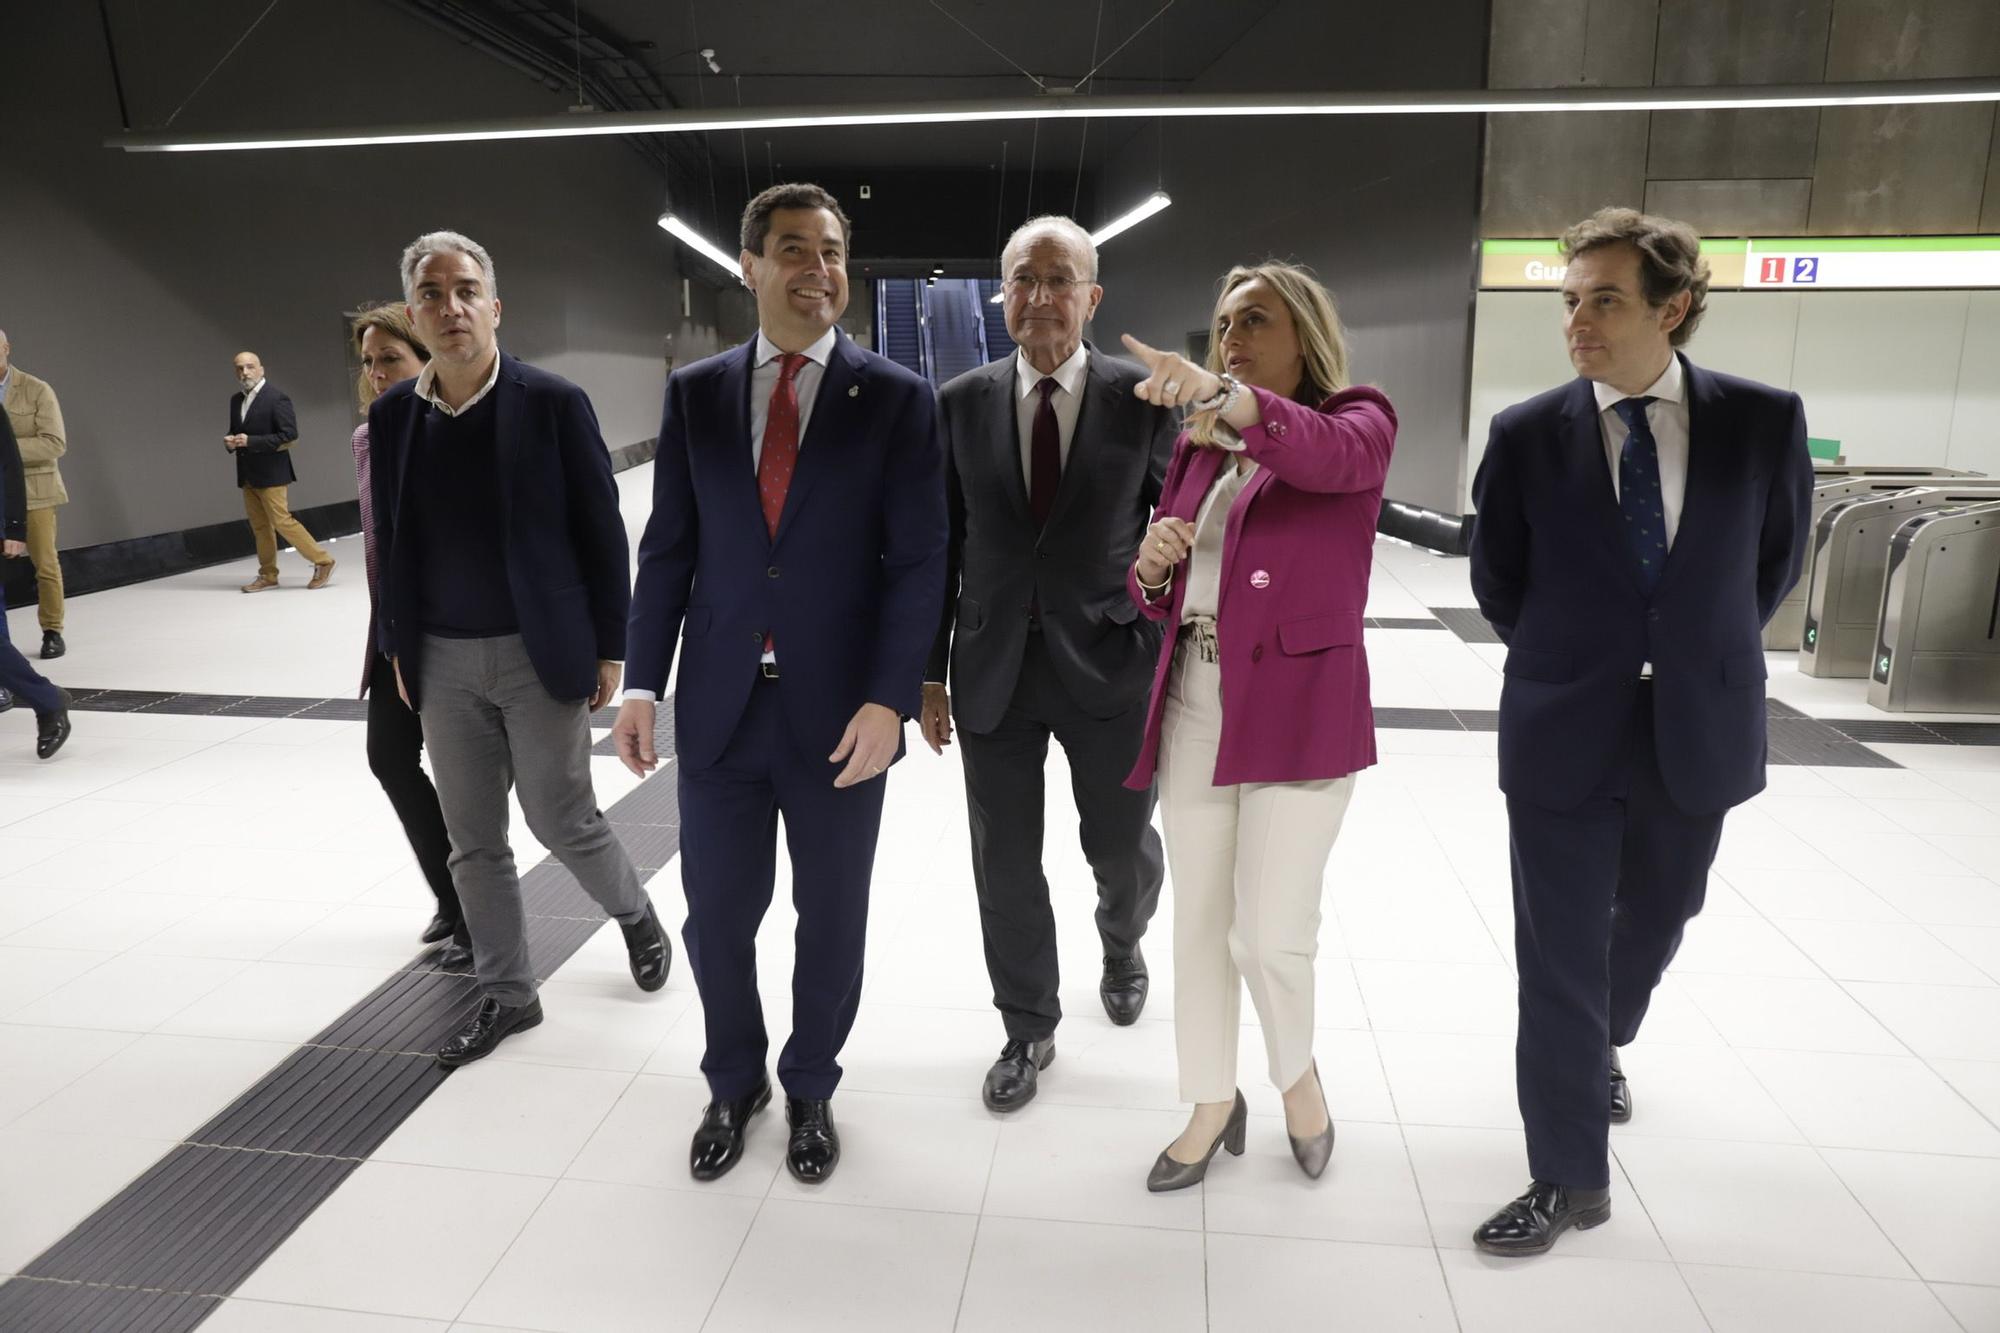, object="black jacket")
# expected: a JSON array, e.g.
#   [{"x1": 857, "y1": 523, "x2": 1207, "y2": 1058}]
[
  {"x1": 368, "y1": 352, "x2": 632, "y2": 709},
  {"x1": 228, "y1": 381, "x2": 299, "y2": 489},
  {"x1": 928, "y1": 345, "x2": 1176, "y2": 734},
  {"x1": 1, "y1": 410, "x2": 24, "y2": 540}
]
